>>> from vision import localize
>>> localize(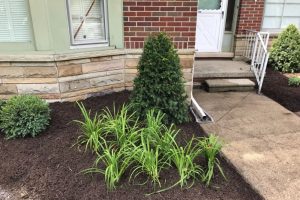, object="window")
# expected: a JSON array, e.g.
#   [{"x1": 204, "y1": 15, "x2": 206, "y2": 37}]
[
  {"x1": 67, "y1": 0, "x2": 108, "y2": 45},
  {"x1": 198, "y1": 0, "x2": 221, "y2": 10},
  {"x1": 262, "y1": 0, "x2": 300, "y2": 32},
  {"x1": 0, "y1": 0, "x2": 31, "y2": 42}
]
